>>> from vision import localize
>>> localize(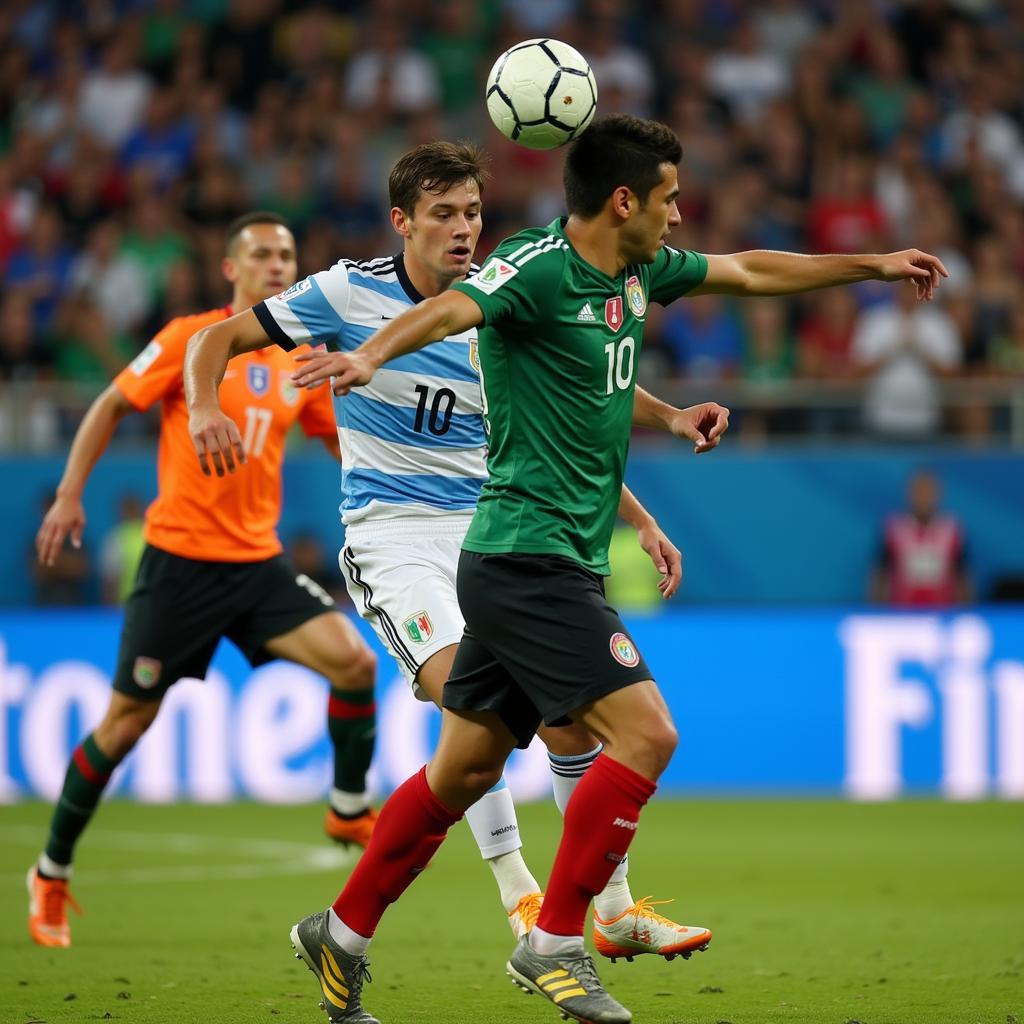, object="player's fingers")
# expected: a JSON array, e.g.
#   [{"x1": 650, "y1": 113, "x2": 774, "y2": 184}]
[
  {"x1": 663, "y1": 545, "x2": 683, "y2": 597},
  {"x1": 294, "y1": 350, "x2": 314, "y2": 362},
  {"x1": 70, "y1": 523, "x2": 83, "y2": 549},
  {"x1": 707, "y1": 407, "x2": 730, "y2": 440},
  {"x1": 37, "y1": 524, "x2": 59, "y2": 566},
  {"x1": 214, "y1": 427, "x2": 237, "y2": 473}
]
